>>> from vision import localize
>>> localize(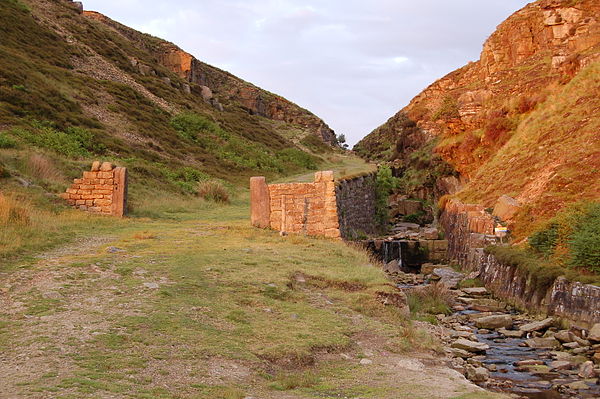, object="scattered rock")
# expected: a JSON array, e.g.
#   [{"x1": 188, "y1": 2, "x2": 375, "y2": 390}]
[
  {"x1": 550, "y1": 360, "x2": 574, "y2": 371},
  {"x1": 589, "y1": 324, "x2": 600, "y2": 342},
  {"x1": 461, "y1": 287, "x2": 488, "y2": 296},
  {"x1": 555, "y1": 330, "x2": 576, "y2": 343},
  {"x1": 475, "y1": 314, "x2": 513, "y2": 330},
  {"x1": 568, "y1": 380, "x2": 591, "y2": 390},
  {"x1": 579, "y1": 361, "x2": 595, "y2": 378},
  {"x1": 563, "y1": 342, "x2": 580, "y2": 349},
  {"x1": 432, "y1": 267, "x2": 465, "y2": 289},
  {"x1": 107, "y1": 246, "x2": 125, "y2": 253},
  {"x1": 359, "y1": 358, "x2": 372, "y2": 365},
  {"x1": 143, "y1": 282, "x2": 159, "y2": 289},
  {"x1": 384, "y1": 259, "x2": 401, "y2": 274},
  {"x1": 515, "y1": 359, "x2": 545, "y2": 367},
  {"x1": 451, "y1": 338, "x2": 489, "y2": 353},
  {"x1": 519, "y1": 317, "x2": 555, "y2": 333},
  {"x1": 498, "y1": 328, "x2": 525, "y2": 338},
  {"x1": 421, "y1": 263, "x2": 436, "y2": 275},
  {"x1": 525, "y1": 337, "x2": 560, "y2": 349},
  {"x1": 465, "y1": 365, "x2": 489, "y2": 382},
  {"x1": 421, "y1": 227, "x2": 439, "y2": 240}
]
